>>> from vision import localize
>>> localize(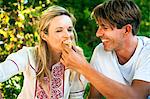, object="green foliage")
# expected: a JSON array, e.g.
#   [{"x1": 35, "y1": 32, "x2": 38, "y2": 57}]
[
  {"x1": 135, "y1": 0, "x2": 150, "y2": 36},
  {"x1": 0, "y1": 0, "x2": 43, "y2": 98},
  {"x1": 0, "y1": 74, "x2": 23, "y2": 99},
  {"x1": 0, "y1": 0, "x2": 149, "y2": 98}
]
